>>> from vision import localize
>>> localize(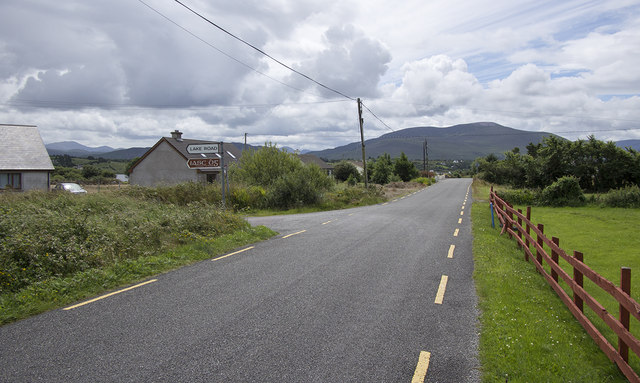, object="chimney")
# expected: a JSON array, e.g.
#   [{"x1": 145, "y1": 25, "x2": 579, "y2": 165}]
[{"x1": 170, "y1": 130, "x2": 183, "y2": 141}]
